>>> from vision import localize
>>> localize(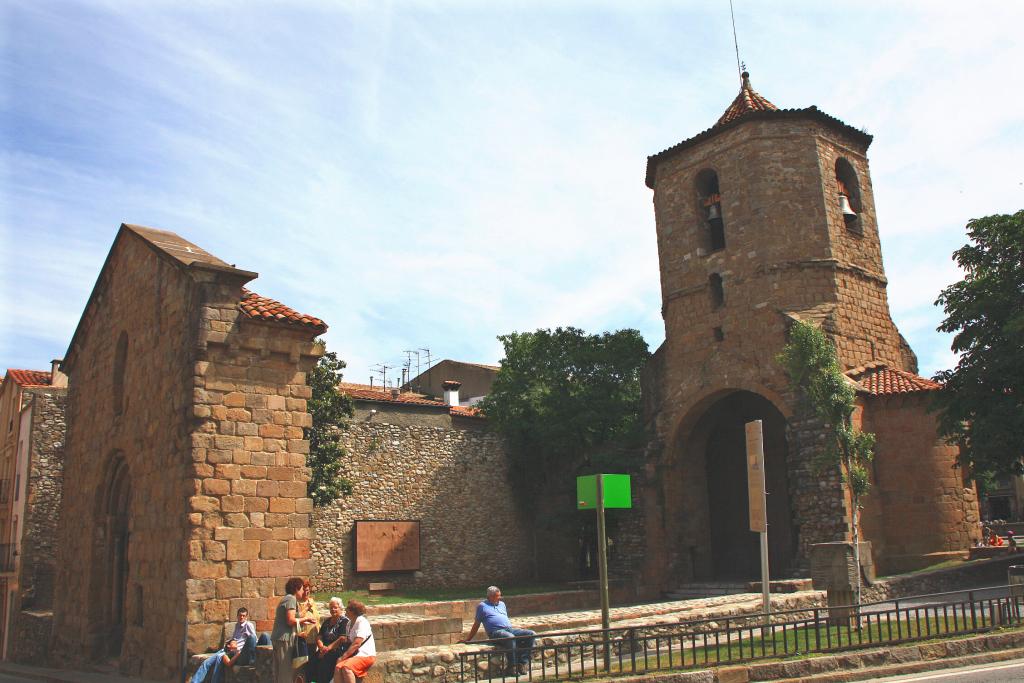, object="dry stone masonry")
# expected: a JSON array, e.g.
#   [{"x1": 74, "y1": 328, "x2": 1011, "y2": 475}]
[{"x1": 314, "y1": 400, "x2": 532, "y2": 591}]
